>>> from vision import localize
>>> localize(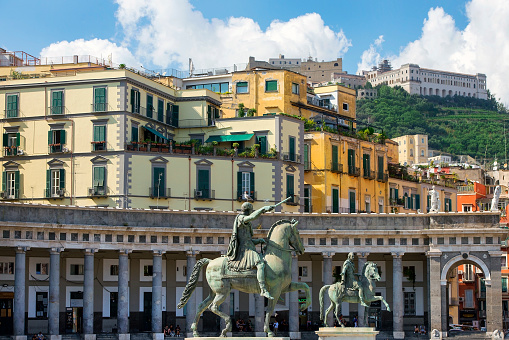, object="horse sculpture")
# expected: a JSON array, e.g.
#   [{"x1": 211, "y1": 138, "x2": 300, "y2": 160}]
[
  {"x1": 177, "y1": 219, "x2": 310, "y2": 337},
  {"x1": 319, "y1": 262, "x2": 390, "y2": 326}
]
